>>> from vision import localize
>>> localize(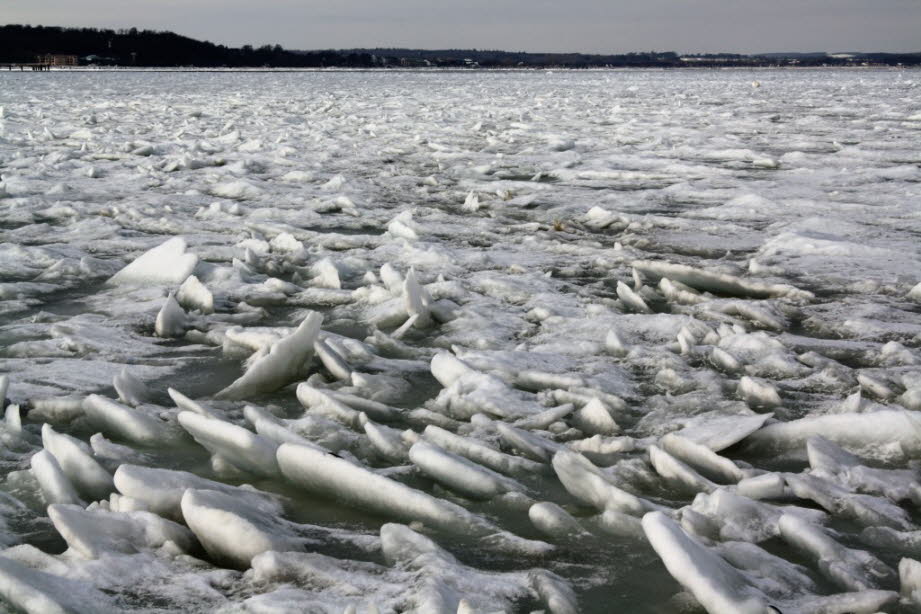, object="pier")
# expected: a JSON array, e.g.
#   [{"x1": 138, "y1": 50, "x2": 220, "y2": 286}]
[{"x1": 1, "y1": 63, "x2": 53, "y2": 71}]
